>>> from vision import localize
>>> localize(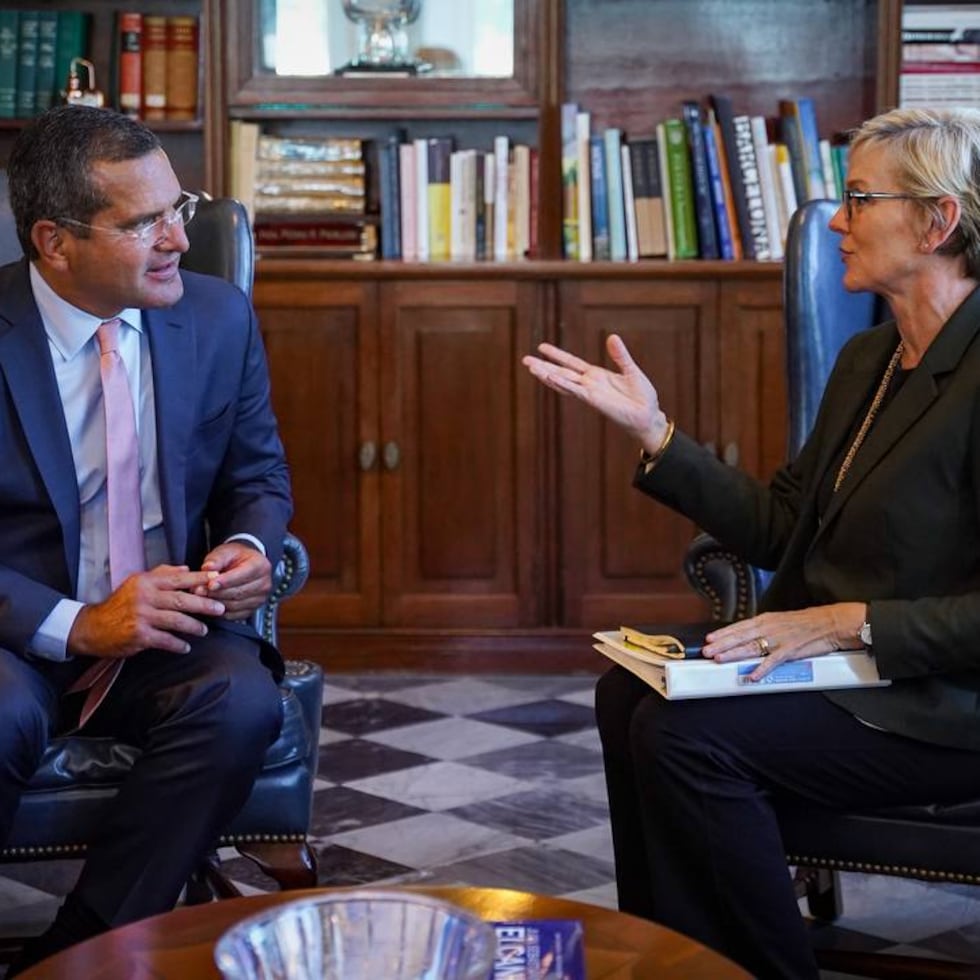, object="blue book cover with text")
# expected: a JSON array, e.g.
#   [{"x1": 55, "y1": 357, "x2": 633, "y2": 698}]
[{"x1": 491, "y1": 920, "x2": 585, "y2": 980}]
